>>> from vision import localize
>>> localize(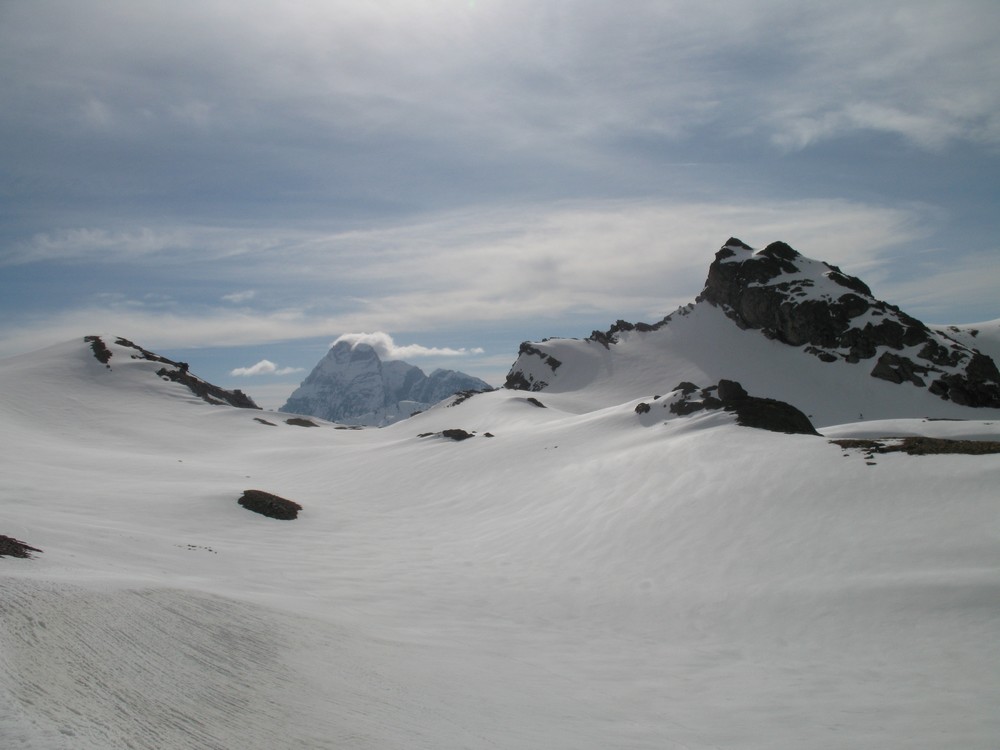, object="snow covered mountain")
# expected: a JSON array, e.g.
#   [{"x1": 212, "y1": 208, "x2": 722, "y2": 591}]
[
  {"x1": 2, "y1": 253, "x2": 999, "y2": 748},
  {"x1": 506, "y1": 238, "x2": 1000, "y2": 427},
  {"x1": 280, "y1": 340, "x2": 492, "y2": 425}
]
